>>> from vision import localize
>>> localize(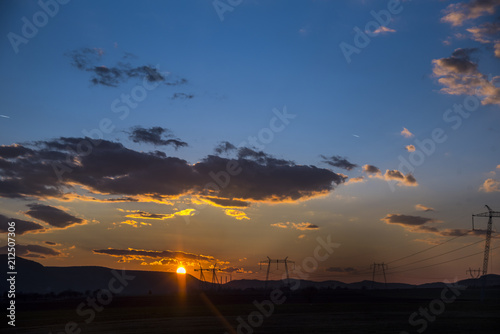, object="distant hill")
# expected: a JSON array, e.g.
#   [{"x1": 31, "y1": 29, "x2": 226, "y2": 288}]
[
  {"x1": 1, "y1": 256, "x2": 499, "y2": 296},
  {"x1": 0, "y1": 255, "x2": 202, "y2": 296}
]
